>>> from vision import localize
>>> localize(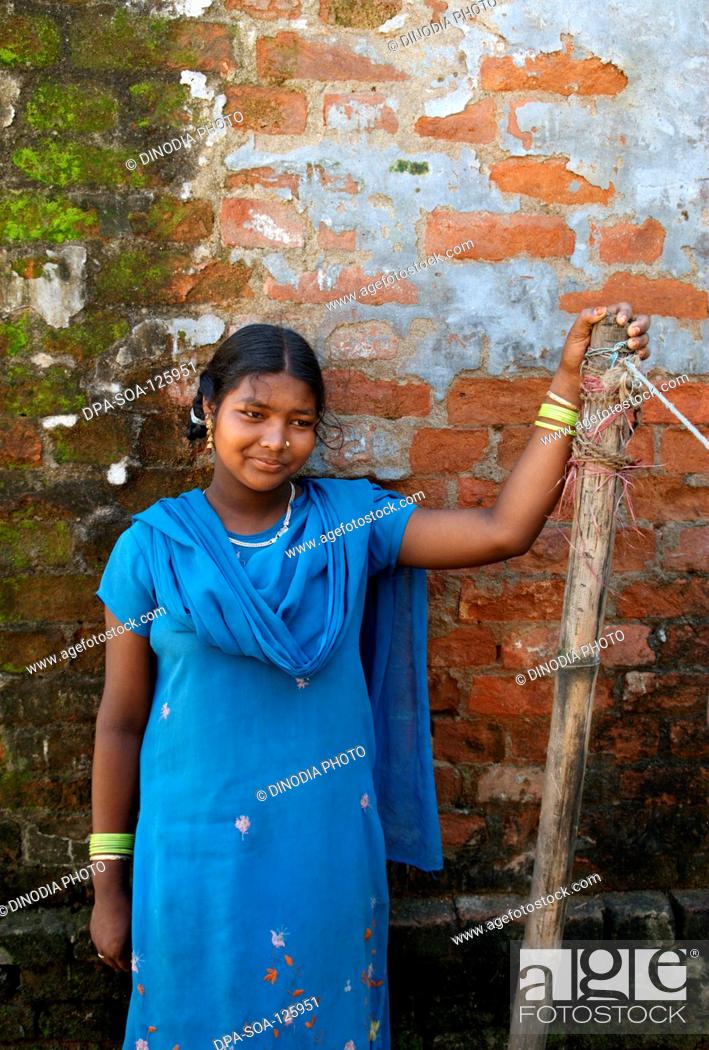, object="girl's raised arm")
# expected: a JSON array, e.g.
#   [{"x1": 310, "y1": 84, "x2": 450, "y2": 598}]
[{"x1": 397, "y1": 303, "x2": 651, "y2": 570}]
